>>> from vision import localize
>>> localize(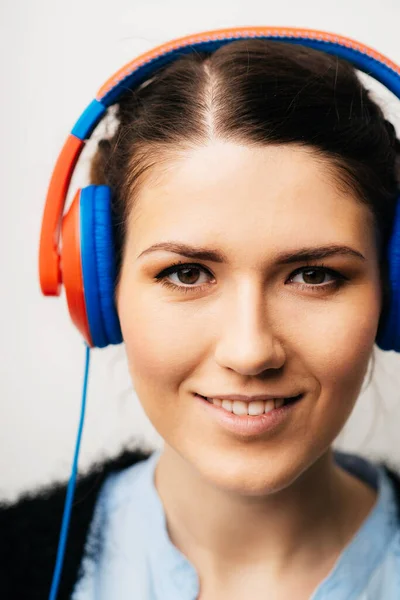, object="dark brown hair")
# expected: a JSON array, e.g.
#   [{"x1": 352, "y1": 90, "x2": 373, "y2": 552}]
[{"x1": 90, "y1": 39, "x2": 400, "y2": 336}]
